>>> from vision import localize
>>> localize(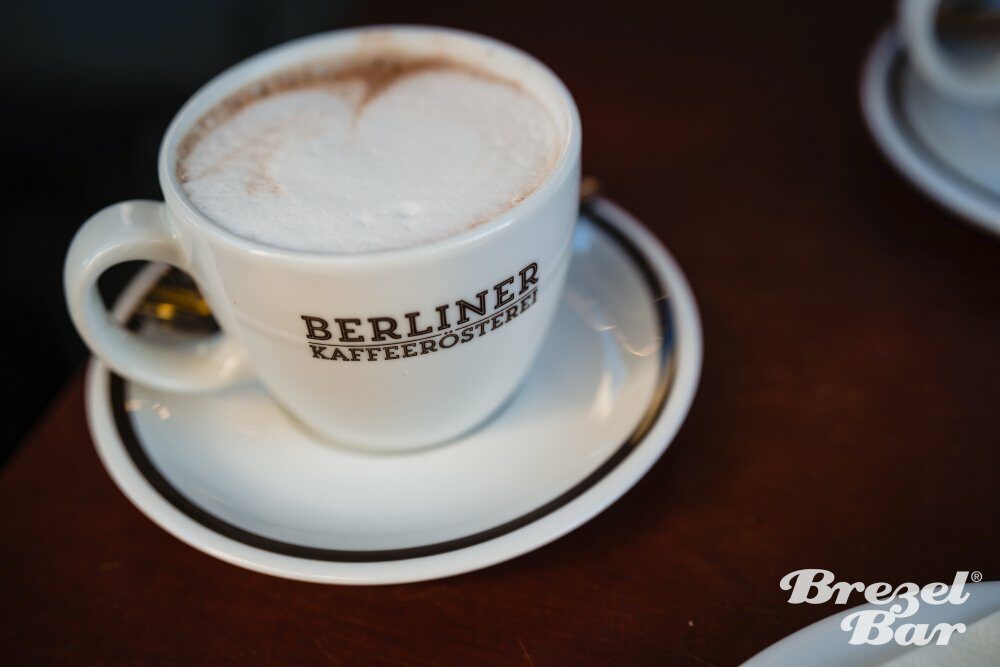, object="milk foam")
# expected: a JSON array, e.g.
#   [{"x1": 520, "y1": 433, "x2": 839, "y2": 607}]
[{"x1": 178, "y1": 58, "x2": 562, "y2": 253}]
